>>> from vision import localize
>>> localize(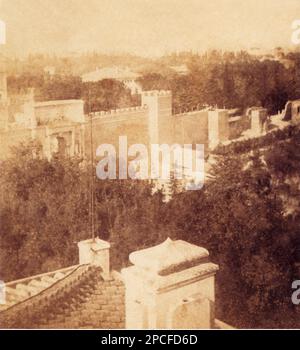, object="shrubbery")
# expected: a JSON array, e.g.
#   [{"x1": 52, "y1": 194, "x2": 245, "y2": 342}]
[
  {"x1": 1, "y1": 128, "x2": 300, "y2": 328},
  {"x1": 213, "y1": 125, "x2": 300, "y2": 156},
  {"x1": 164, "y1": 129, "x2": 300, "y2": 327}
]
